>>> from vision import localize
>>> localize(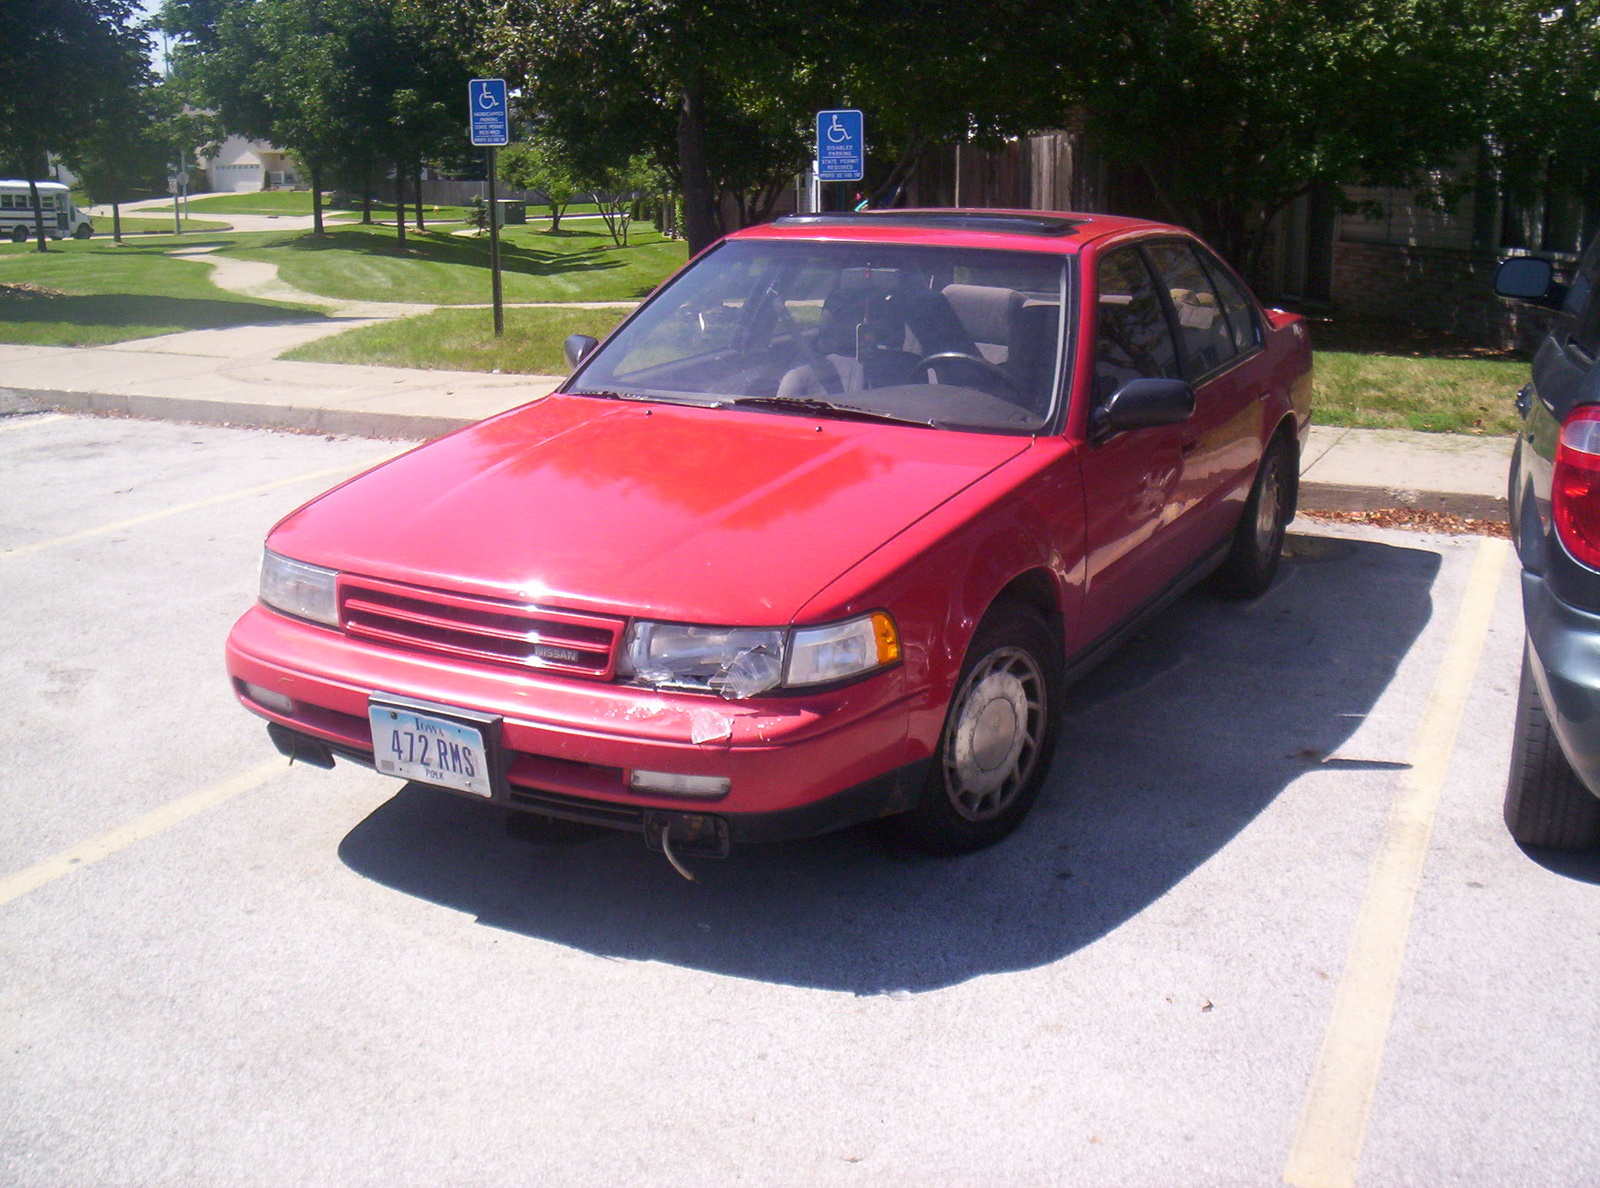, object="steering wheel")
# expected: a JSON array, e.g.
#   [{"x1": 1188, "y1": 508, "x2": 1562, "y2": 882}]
[{"x1": 913, "y1": 350, "x2": 1025, "y2": 395}]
